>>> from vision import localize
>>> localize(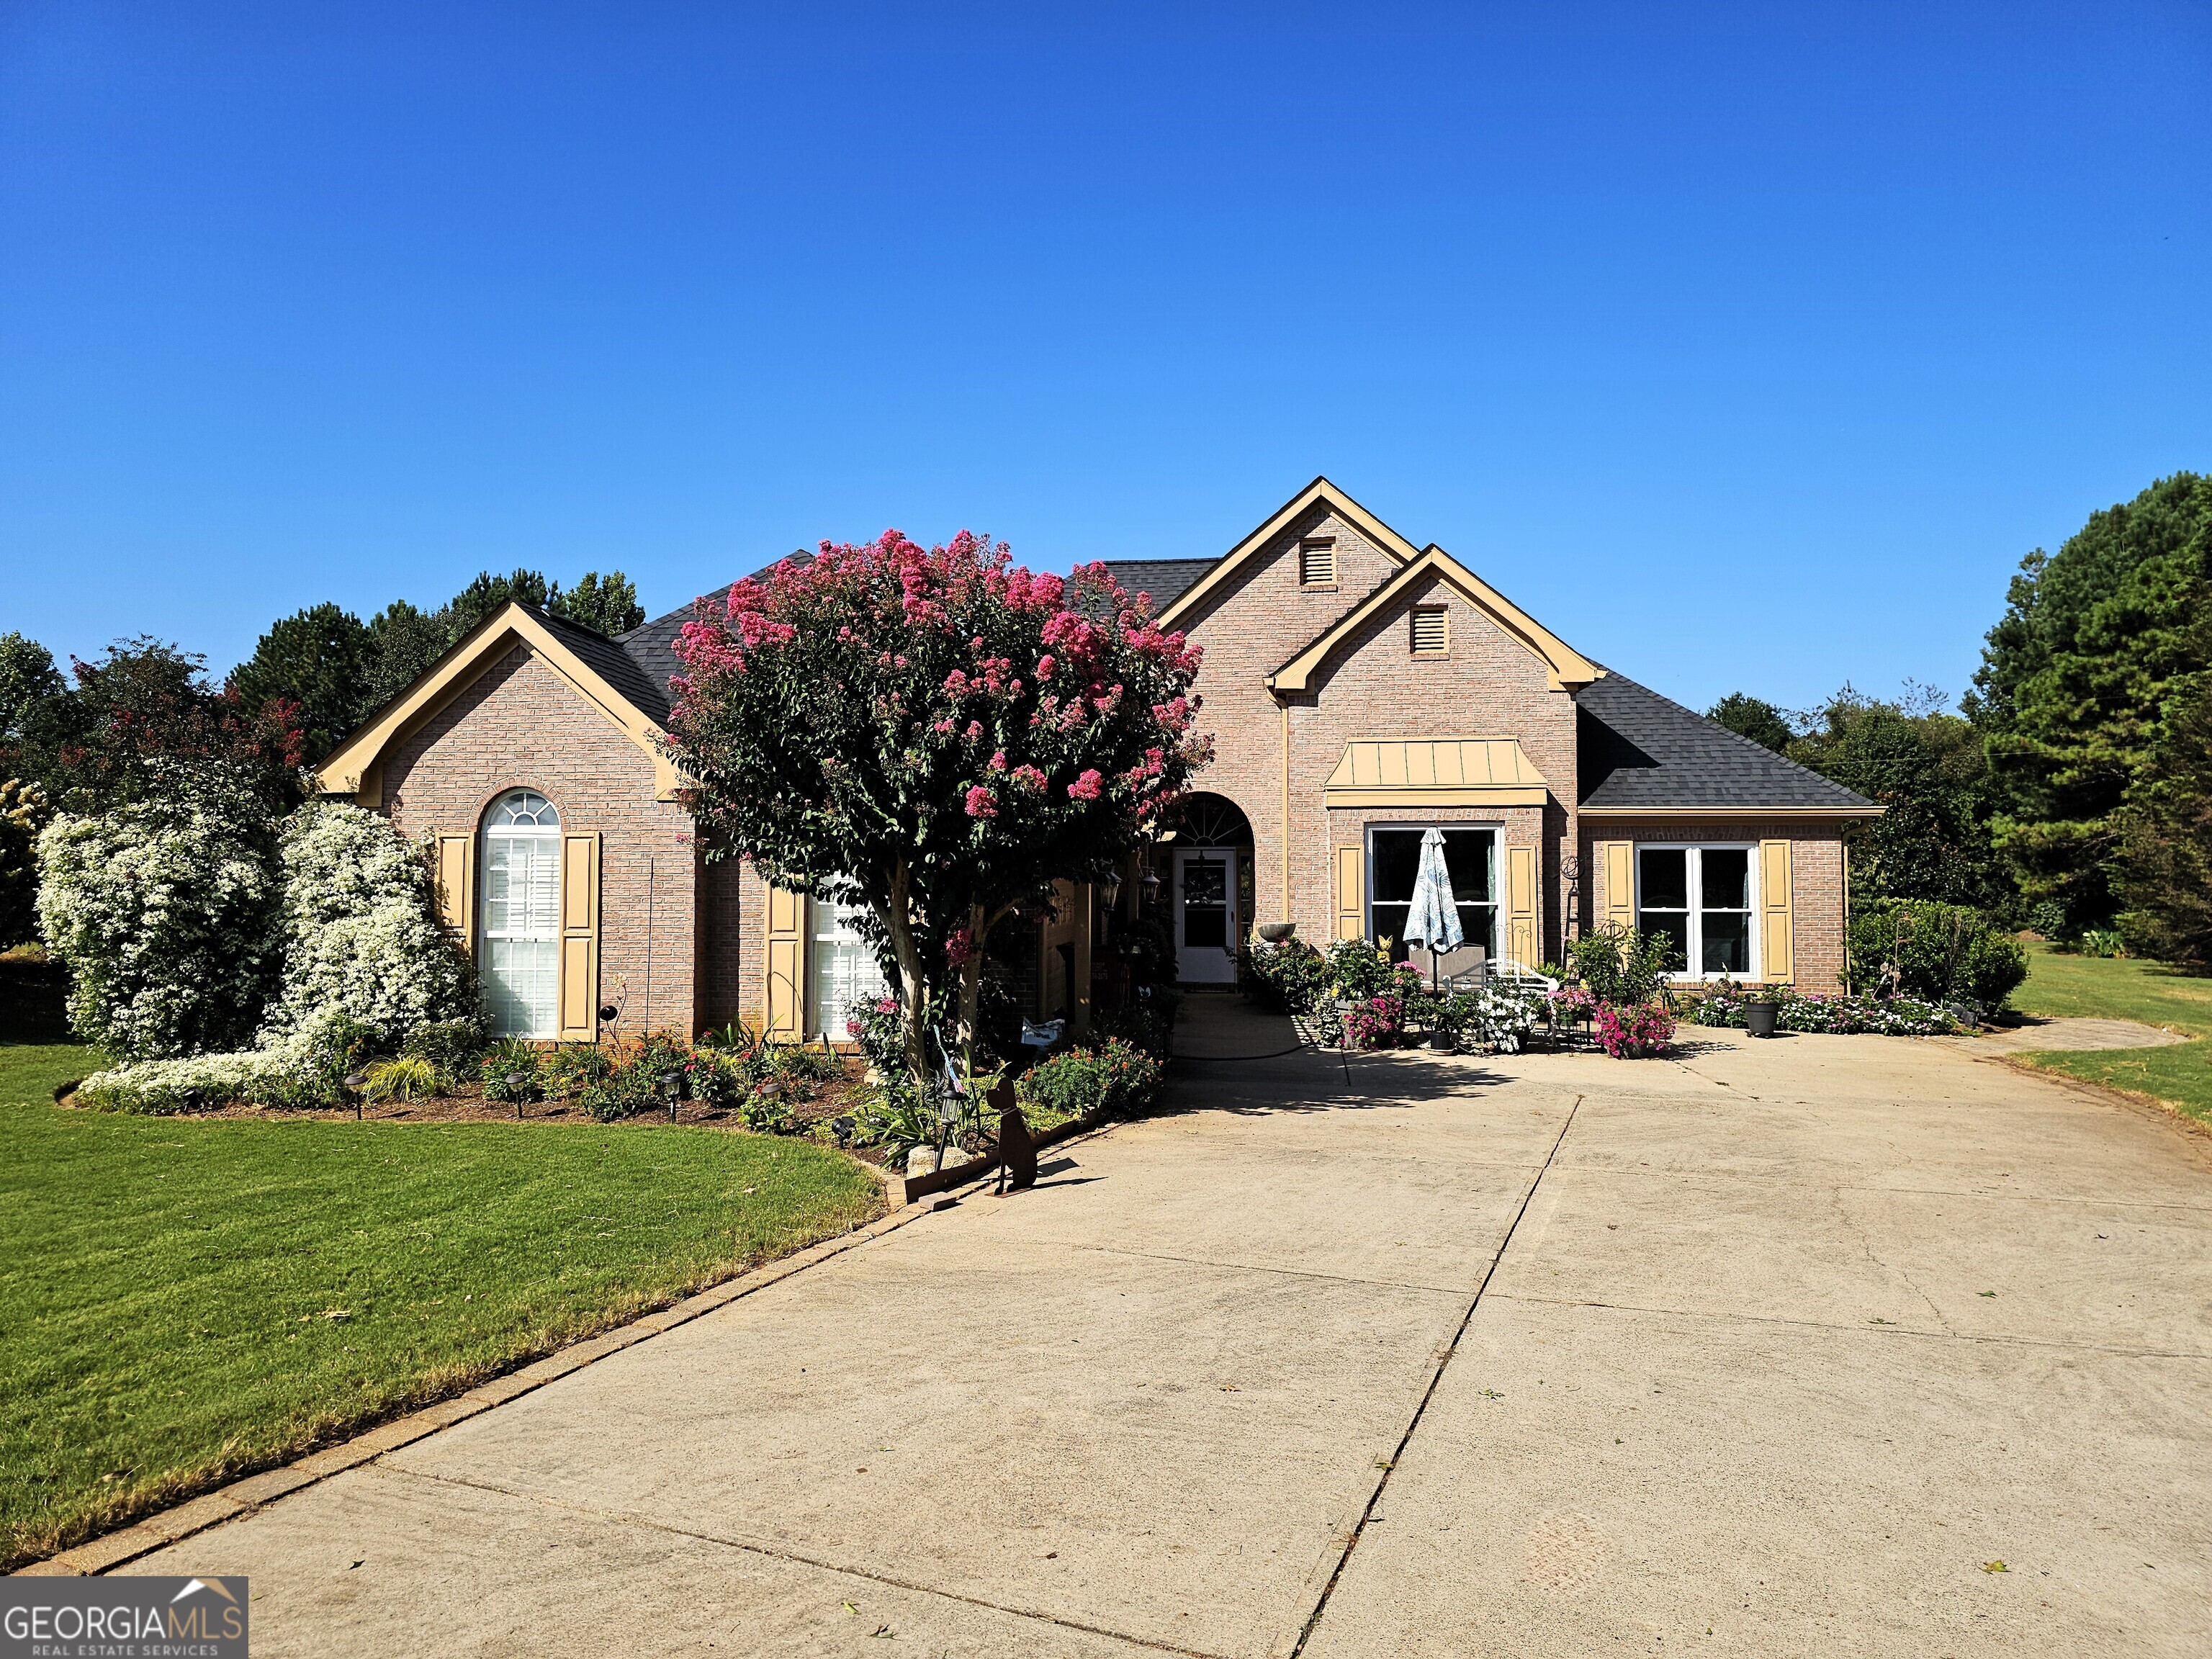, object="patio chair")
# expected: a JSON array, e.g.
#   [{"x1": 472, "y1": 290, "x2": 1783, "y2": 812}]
[{"x1": 1412, "y1": 943, "x2": 1487, "y2": 992}]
